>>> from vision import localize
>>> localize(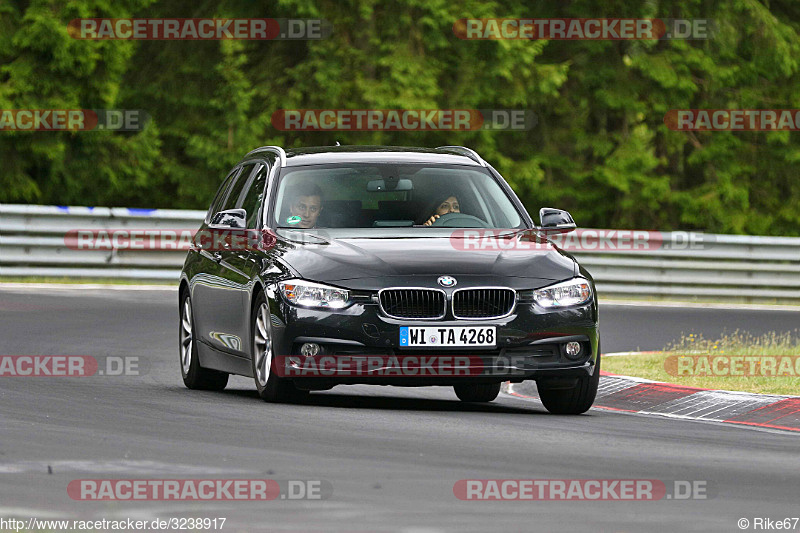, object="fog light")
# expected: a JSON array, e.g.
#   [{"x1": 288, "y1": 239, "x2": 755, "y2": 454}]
[
  {"x1": 300, "y1": 343, "x2": 320, "y2": 357},
  {"x1": 564, "y1": 341, "x2": 582, "y2": 359}
]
